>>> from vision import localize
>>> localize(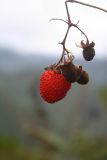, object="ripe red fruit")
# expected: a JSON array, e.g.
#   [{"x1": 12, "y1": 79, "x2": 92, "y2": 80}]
[{"x1": 40, "y1": 69, "x2": 71, "y2": 103}]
